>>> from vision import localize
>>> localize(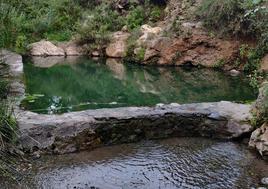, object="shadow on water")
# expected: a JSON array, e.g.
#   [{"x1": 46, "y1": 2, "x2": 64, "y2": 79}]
[{"x1": 21, "y1": 57, "x2": 256, "y2": 114}]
